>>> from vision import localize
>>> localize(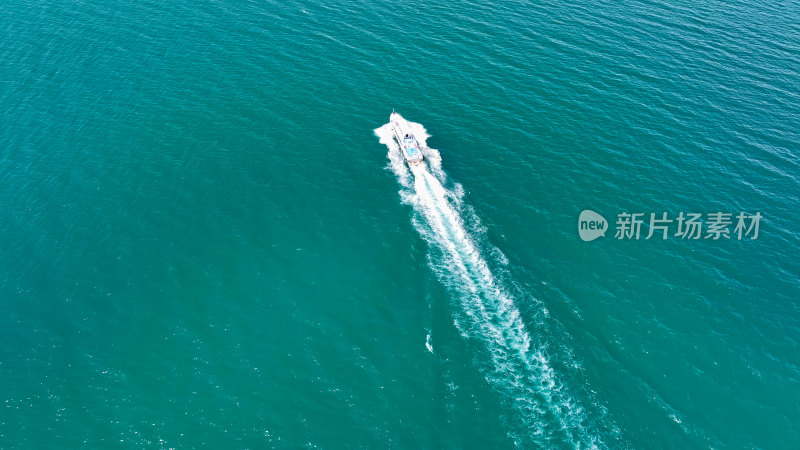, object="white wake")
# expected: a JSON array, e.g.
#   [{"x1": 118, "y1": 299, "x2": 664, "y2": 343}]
[{"x1": 376, "y1": 115, "x2": 603, "y2": 448}]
